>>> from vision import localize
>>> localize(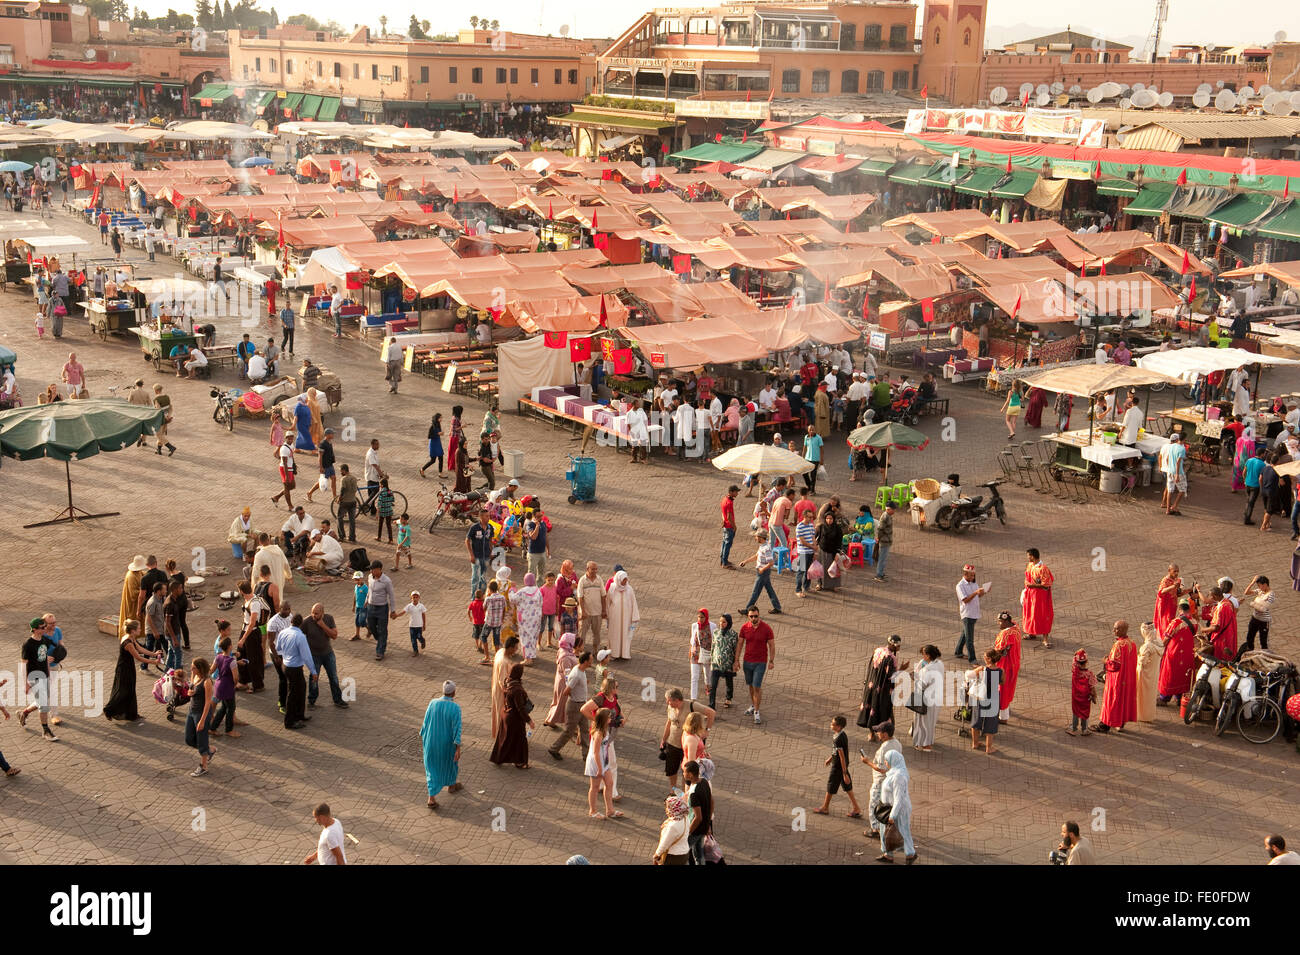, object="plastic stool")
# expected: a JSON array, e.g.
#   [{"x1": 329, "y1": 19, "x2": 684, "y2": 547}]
[
  {"x1": 847, "y1": 542, "x2": 865, "y2": 566},
  {"x1": 874, "y1": 486, "x2": 891, "y2": 510},
  {"x1": 892, "y1": 483, "x2": 913, "y2": 506},
  {"x1": 772, "y1": 546, "x2": 791, "y2": 573}
]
